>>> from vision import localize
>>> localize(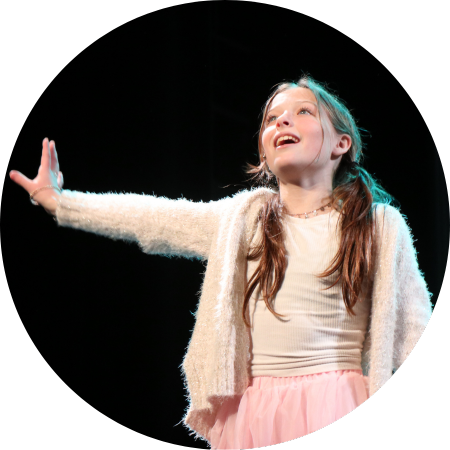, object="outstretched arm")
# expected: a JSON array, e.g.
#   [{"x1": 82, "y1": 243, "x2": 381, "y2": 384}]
[
  {"x1": 10, "y1": 138, "x2": 225, "y2": 261},
  {"x1": 56, "y1": 189, "x2": 223, "y2": 260}
]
